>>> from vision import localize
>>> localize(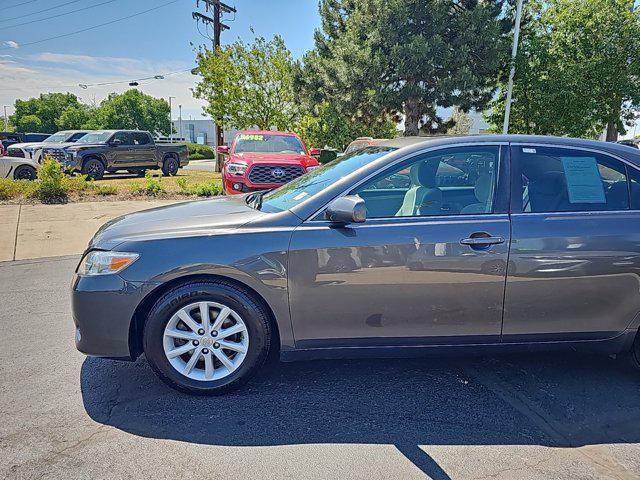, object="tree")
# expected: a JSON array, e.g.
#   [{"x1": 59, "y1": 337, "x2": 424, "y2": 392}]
[
  {"x1": 11, "y1": 93, "x2": 83, "y2": 133},
  {"x1": 298, "y1": 0, "x2": 511, "y2": 136},
  {"x1": 56, "y1": 105, "x2": 94, "y2": 130},
  {"x1": 446, "y1": 107, "x2": 473, "y2": 135},
  {"x1": 90, "y1": 89, "x2": 171, "y2": 134},
  {"x1": 488, "y1": 0, "x2": 640, "y2": 140},
  {"x1": 194, "y1": 35, "x2": 299, "y2": 131},
  {"x1": 17, "y1": 114, "x2": 42, "y2": 132},
  {"x1": 297, "y1": 101, "x2": 397, "y2": 150}
]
